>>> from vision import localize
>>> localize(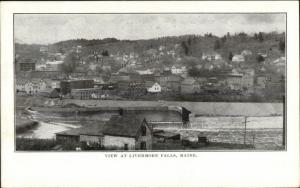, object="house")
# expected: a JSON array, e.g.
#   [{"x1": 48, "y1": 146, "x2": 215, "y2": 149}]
[
  {"x1": 171, "y1": 65, "x2": 186, "y2": 74},
  {"x1": 166, "y1": 75, "x2": 183, "y2": 93},
  {"x1": 35, "y1": 61, "x2": 47, "y2": 71},
  {"x1": 102, "y1": 116, "x2": 152, "y2": 150},
  {"x1": 45, "y1": 61, "x2": 64, "y2": 71},
  {"x1": 180, "y1": 78, "x2": 201, "y2": 95},
  {"x1": 159, "y1": 45, "x2": 166, "y2": 51},
  {"x1": 38, "y1": 88, "x2": 60, "y2": 98},
  {"x1": 273, "y1": 57, "x2": 286, "y2": 65},
  {"x1": 109, "y1": 75, "x2": 130, "y2": 84},
  {"x1": 40, "y1": 46, "x2": 48, "y2": 53},
  {"x1": 225, "y1": 74, "x2": 243, "y2": 90},
  {"x1": 18, "y1": 61, "x2": 36, "y2": 71},
  {"x1": 202, "y1": 52, "x2": 221, "y2": 61},
  {"x1": 117, "y1": 80, "x2": 131, "y2": 95},
  {"x1": 136, "y1": 69, "x2": 153, "y2": 75},
  {"x1": 16, "y1": 79, "x2": 27, "y2": 93},
  {"x1": 102, "y1": 65, "x2": 111, "y2": 72},
  {"x1": 57, "y1": 115, "x2": 153, "y2": 150},
  {"x1": 241, "y1": 74, "x2": 254, "y2": 89},
  {"x1": 71, "y1": 88, "x2": 102, "y2": 100},
  {"x1": 141, "y1": 74, "x2": 155, "y2": 82},
  {"x1": 20, "y1": 79, "x2": 47, "y2": 95},
  {"x1": 146, "y1": 82, "x2": 161, "y2": 93},
  {"x1": 155, "y1": 70, "x2": 172, "y2": 85},
  {"x1": 232, "y1": 55, "x2": 245, "y2": 62},
  {"x1": 241, "y1": 50, "x2": 253, "y2": 57},
  {"x1": 272, "y1": 57, "x2": 286, "y2": 73},
  {"x1": 60, "y1": 79, "x2": 94, "y2": 95},
  {"x1": 258, "y1": 53, "x2": 268, "y2": 58},
  {"x1": 128, "y1": 82, "x2": 147, "y2": 97}
]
